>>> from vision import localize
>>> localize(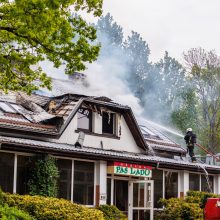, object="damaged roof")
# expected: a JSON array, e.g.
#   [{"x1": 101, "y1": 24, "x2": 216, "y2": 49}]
[{"x1": 0, "y1": 91, "x2": 148, "y2": 151}]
